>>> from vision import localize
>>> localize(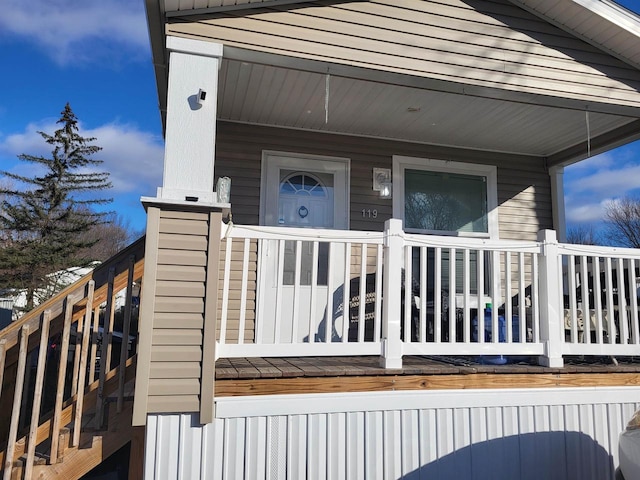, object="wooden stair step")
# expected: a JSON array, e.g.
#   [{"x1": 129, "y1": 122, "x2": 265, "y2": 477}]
[{"x1": 29, "y1": 403, "x2": 135, "y2": 480}]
